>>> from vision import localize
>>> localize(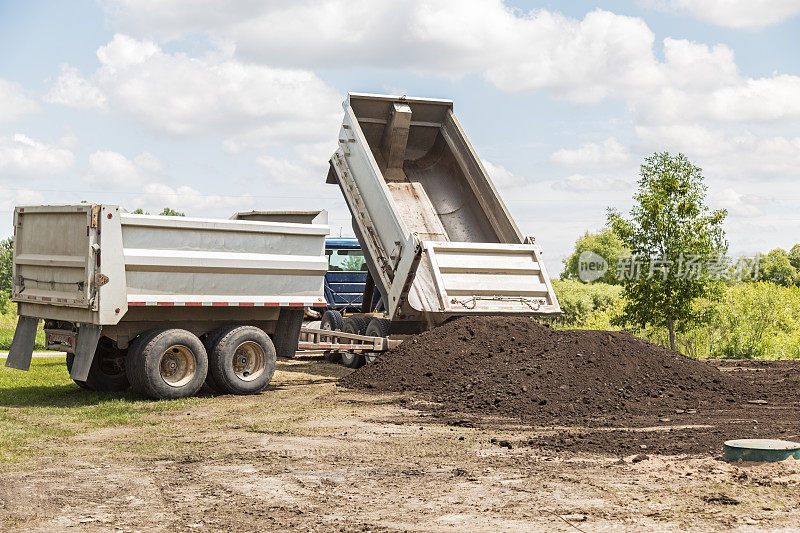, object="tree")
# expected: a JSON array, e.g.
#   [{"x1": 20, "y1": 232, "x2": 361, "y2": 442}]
[
  {"x1": 789, "y1": 244, "x2": 800, "y2": 273},
  {"x1": 131, "y1": 208, "x2": 148, "y2": 214},
  {"x1": 159, "y1": 207, "x2": 185, "y2": 216},
  {"x1": 757, "y1": 249, "x2": 797, "y2": 286},
  {"x1": 561, "y1": 227, "x2": 629, "y2": 284},
  {"x1": 0, "y1": 237, "x2": 12, "y2": 299},
  {"x1": 608, "y1": 152, "x2": 727, "y2": 352}
]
